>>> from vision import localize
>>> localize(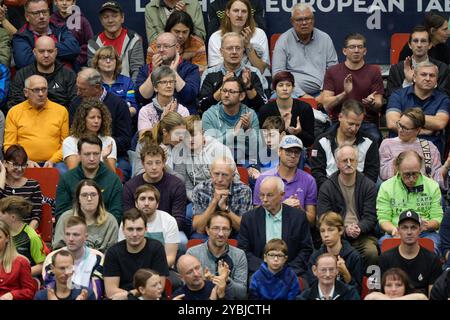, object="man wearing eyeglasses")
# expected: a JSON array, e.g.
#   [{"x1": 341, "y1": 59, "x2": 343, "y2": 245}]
[
  {"x1": 239, "y1": 176, "x2": 313, "y2": 278},
  {"x1": 386, "y1": 61, "x2": 450, "y2": 156},
  {"x1": 12, "y1": 0, "x2": 80, "y2": 69},
  {"x1": 186, "y1": 211, "x2": 248, "y2": 299},
  {"x1": 87, "y1": 1, "x2": 144, "y2": 82},
  {"x1": 272, "y1": 3, "x2": 337, "y2": 98},
  {"x1": 377, "y1": 150, "x2": 443, "y2": 253},
  {"x1": 253, "y1": 135, "x2": 317, "y2": 226},
  {"x1": 135, "y1": 32, "x2": 200, "y2": 114},
  {"x1": 321, "y1": 33, "x2": 384, "y2": 145},
  {"x1": 387, "y1": 25, "x2": 450, "y2": 98},
  {"x1": 317, "y1": 144, "x2": 379, "y2": 270},
  {"x1": 199, "y1": 32, "x2": 266, "y2": 113},
  {"x1": 8, "y1": 35, "x2": 77, "y2": 109},
  {"x1": 4, "y1": 74, "x2": 69, "y2": 173}
]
